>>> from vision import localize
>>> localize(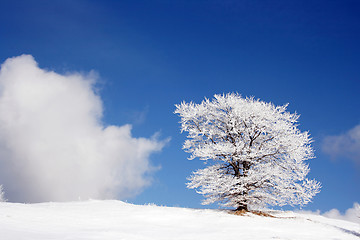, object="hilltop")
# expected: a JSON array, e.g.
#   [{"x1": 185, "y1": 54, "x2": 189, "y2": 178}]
[{"x1": 0, "y1": 200, "x2": 359, "y2": 240}]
